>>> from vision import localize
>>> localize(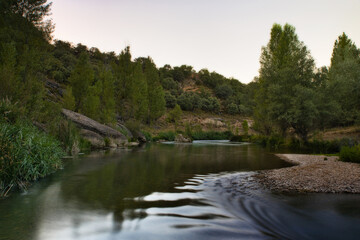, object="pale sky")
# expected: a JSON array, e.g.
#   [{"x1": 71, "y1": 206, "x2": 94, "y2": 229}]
[{"x1": 50, "y1": 0, "x2": 360, "y2": 83}]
